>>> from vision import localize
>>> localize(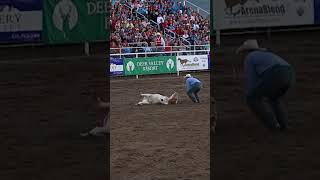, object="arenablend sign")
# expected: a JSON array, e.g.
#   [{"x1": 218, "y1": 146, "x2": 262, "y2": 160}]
[
  {"x1": 176, "y1": 55, "x2": 209, "y2": 71},
  {"x1": 213, "y1": 0, "x2": 314, "y2": 30}
]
